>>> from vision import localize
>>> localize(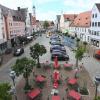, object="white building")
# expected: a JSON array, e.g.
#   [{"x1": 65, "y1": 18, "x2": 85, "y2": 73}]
[
  {"x1": 89, "y1": 3, "x2": 100, "y2": 48},
  {"x1": 0, "y1": 8, "x2": 3, "y2": 42},
  {"x1": 60, "y1": 14, "x2": 77, "y2": 33},
  {"x1": 69, "y1": 11, "x2": 91, "y2": 42},
  {"x1": 56, "y1": 15, "x2": 61, "y2": 31}
]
